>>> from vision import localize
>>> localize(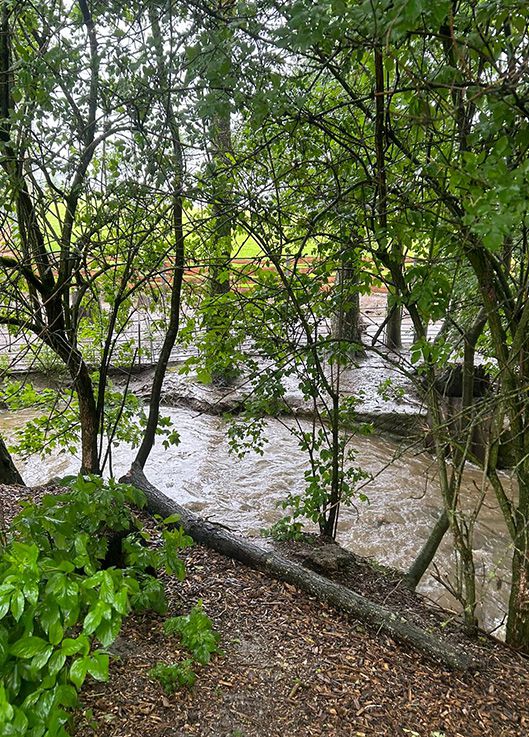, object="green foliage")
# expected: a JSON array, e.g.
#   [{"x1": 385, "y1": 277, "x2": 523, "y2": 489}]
[
  {"x1": 276, "y1": 424, "x2": 370, "y2": 532},
  {"x1": 268, "y1": 517, "x2": 304, "y2": 542},
  {"x1": 0, "y1": 378, "x2": 180, "y2": 463},
  {"x1": 376, "y1": 378, "x2": 405, "y2": 403},
  {"x1": 410, "y1": 337, "x2": 451, "y2": 374},
  {"x1": 148, "y1": 601, "x2": 220, "y2": 696},
  {"x1": 148, "y1": 659, "x2": 196, "y2": 693},
  {"x1": 163, "y1": 601, "x2": 220, "y2": 665},
  {"x1": 0, "y1": 475, "x2": 192, "y2": 736},
  {"x1": 0, "y1": 381, "x2": 57, "y2": 411},
  {"x1": 180, "y1": 292, "x2": 247, "y2": 385}
]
